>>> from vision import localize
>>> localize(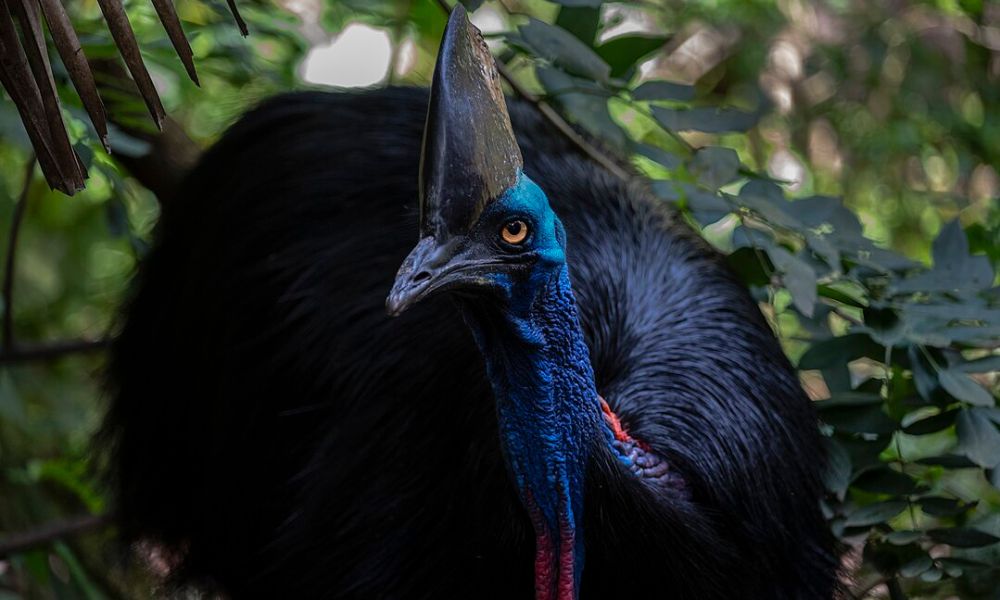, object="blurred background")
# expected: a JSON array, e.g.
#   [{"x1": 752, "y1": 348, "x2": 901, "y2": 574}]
[{"x1": 0, "y1": 0, "x2": 998, "y2": 598}]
